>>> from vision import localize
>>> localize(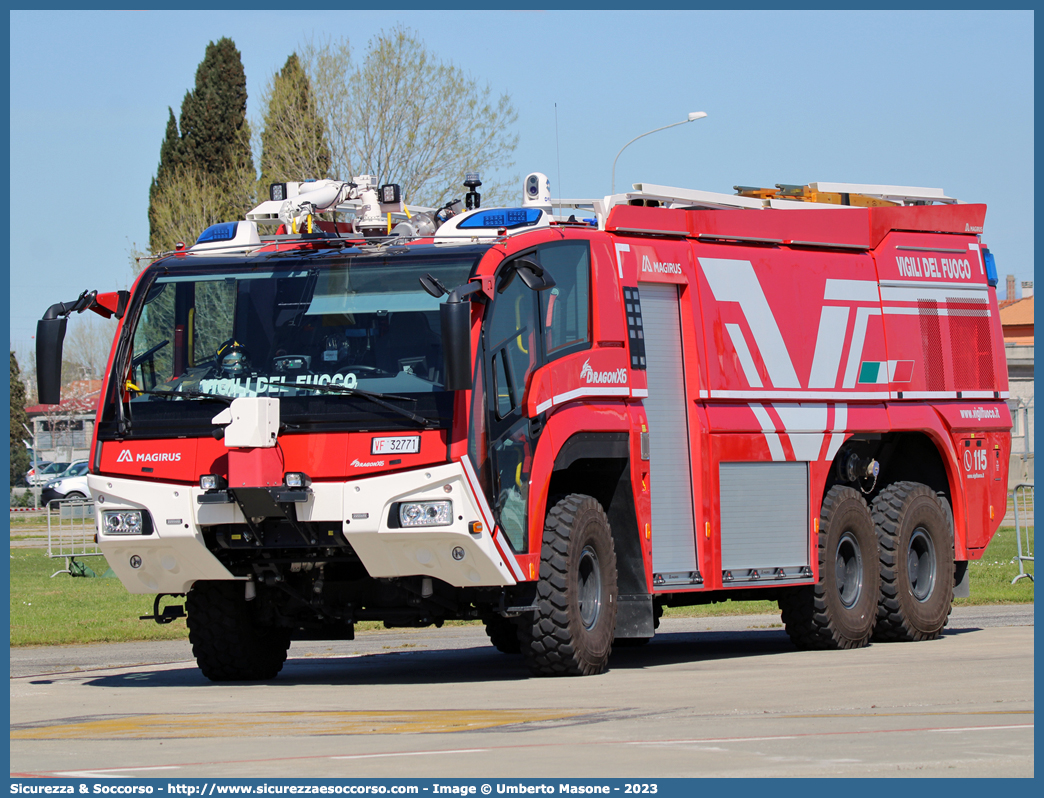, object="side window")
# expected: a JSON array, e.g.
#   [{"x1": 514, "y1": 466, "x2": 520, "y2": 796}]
[
  {"x1": 538, "y1": 241, "x2": 590, "y2": 358},
  {"x1": 486, "y1": 269, "x2": 539, "y2": 413}
]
